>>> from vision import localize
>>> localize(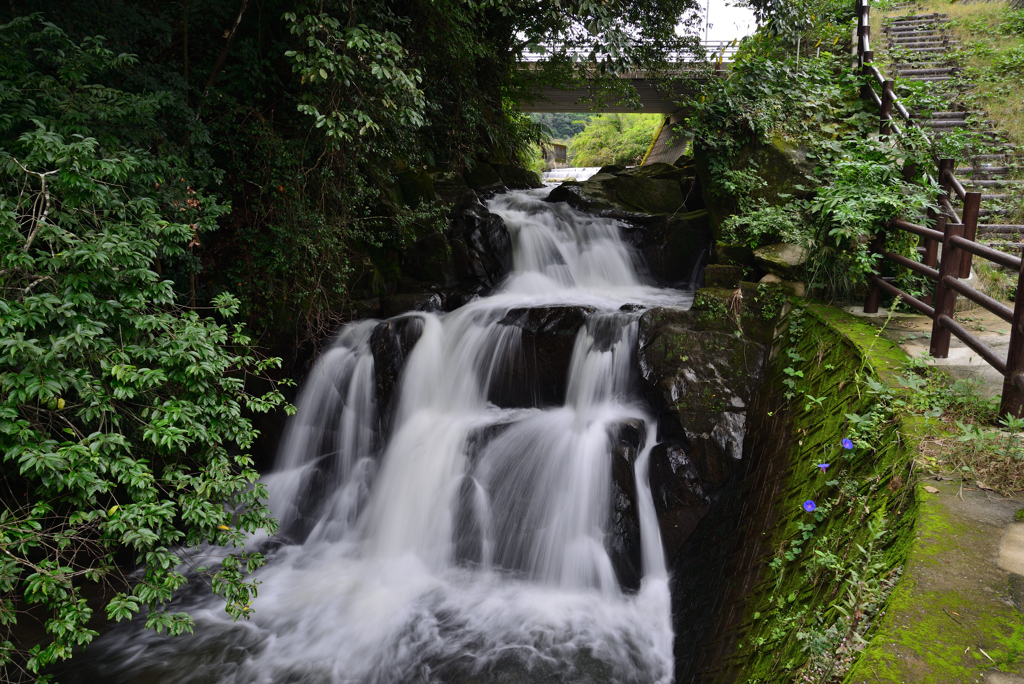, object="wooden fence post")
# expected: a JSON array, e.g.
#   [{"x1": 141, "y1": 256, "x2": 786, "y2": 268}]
[
  {"x1": 929, "y1": 218, "x2": 962, "y2": 359},
  {"x1": 938, "y1": 158, "x2": 954, "y2": 219},
  {"x1": 880, "y1": 80, "x2": 895, "y2": 136},
  {"x1": 1001, "y1": 260, "x2": 1024, "y2": 418},
  {"x1": 860, "y1": 50, "x2": 874, "y2": 101},
  {"x1": 959, "y1": 191, "x2": 981, "y2": 278}
]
